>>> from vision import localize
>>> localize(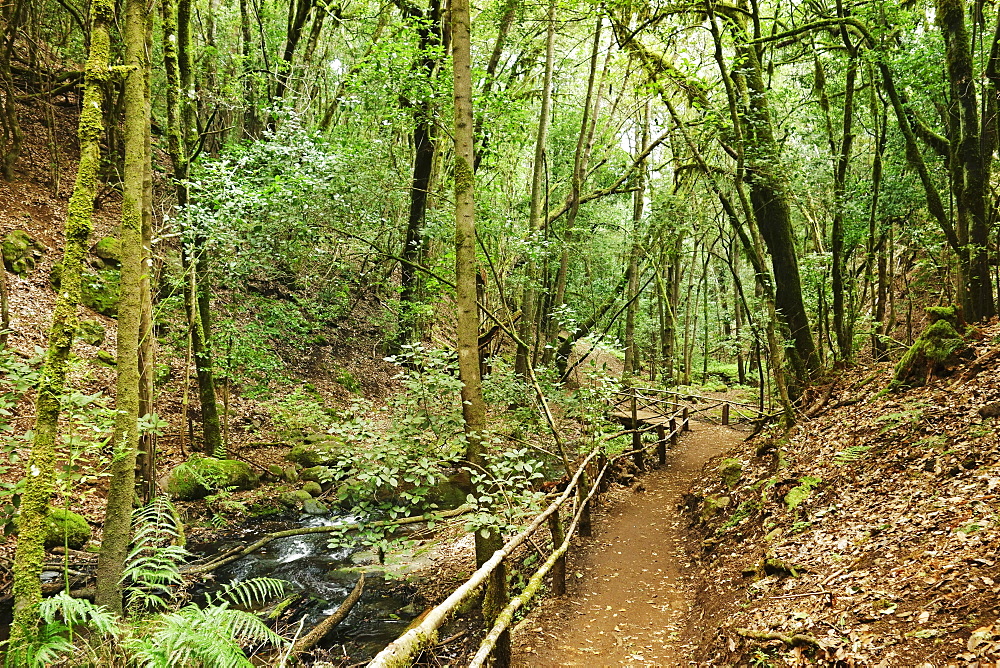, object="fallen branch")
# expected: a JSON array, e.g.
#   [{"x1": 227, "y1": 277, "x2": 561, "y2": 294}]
[
  {"x1": 182, "y1": 505, "x2": 471, "y2": 575},
  {"x1": 292, "y1": 573, "x2": 365, "y2": 654},
  {"x1": 735, "y1": 627, "x2": 819, "y2": 648},
  {"x1": 954, "y1": 347, "x2": 1000, "y2": 385}
]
